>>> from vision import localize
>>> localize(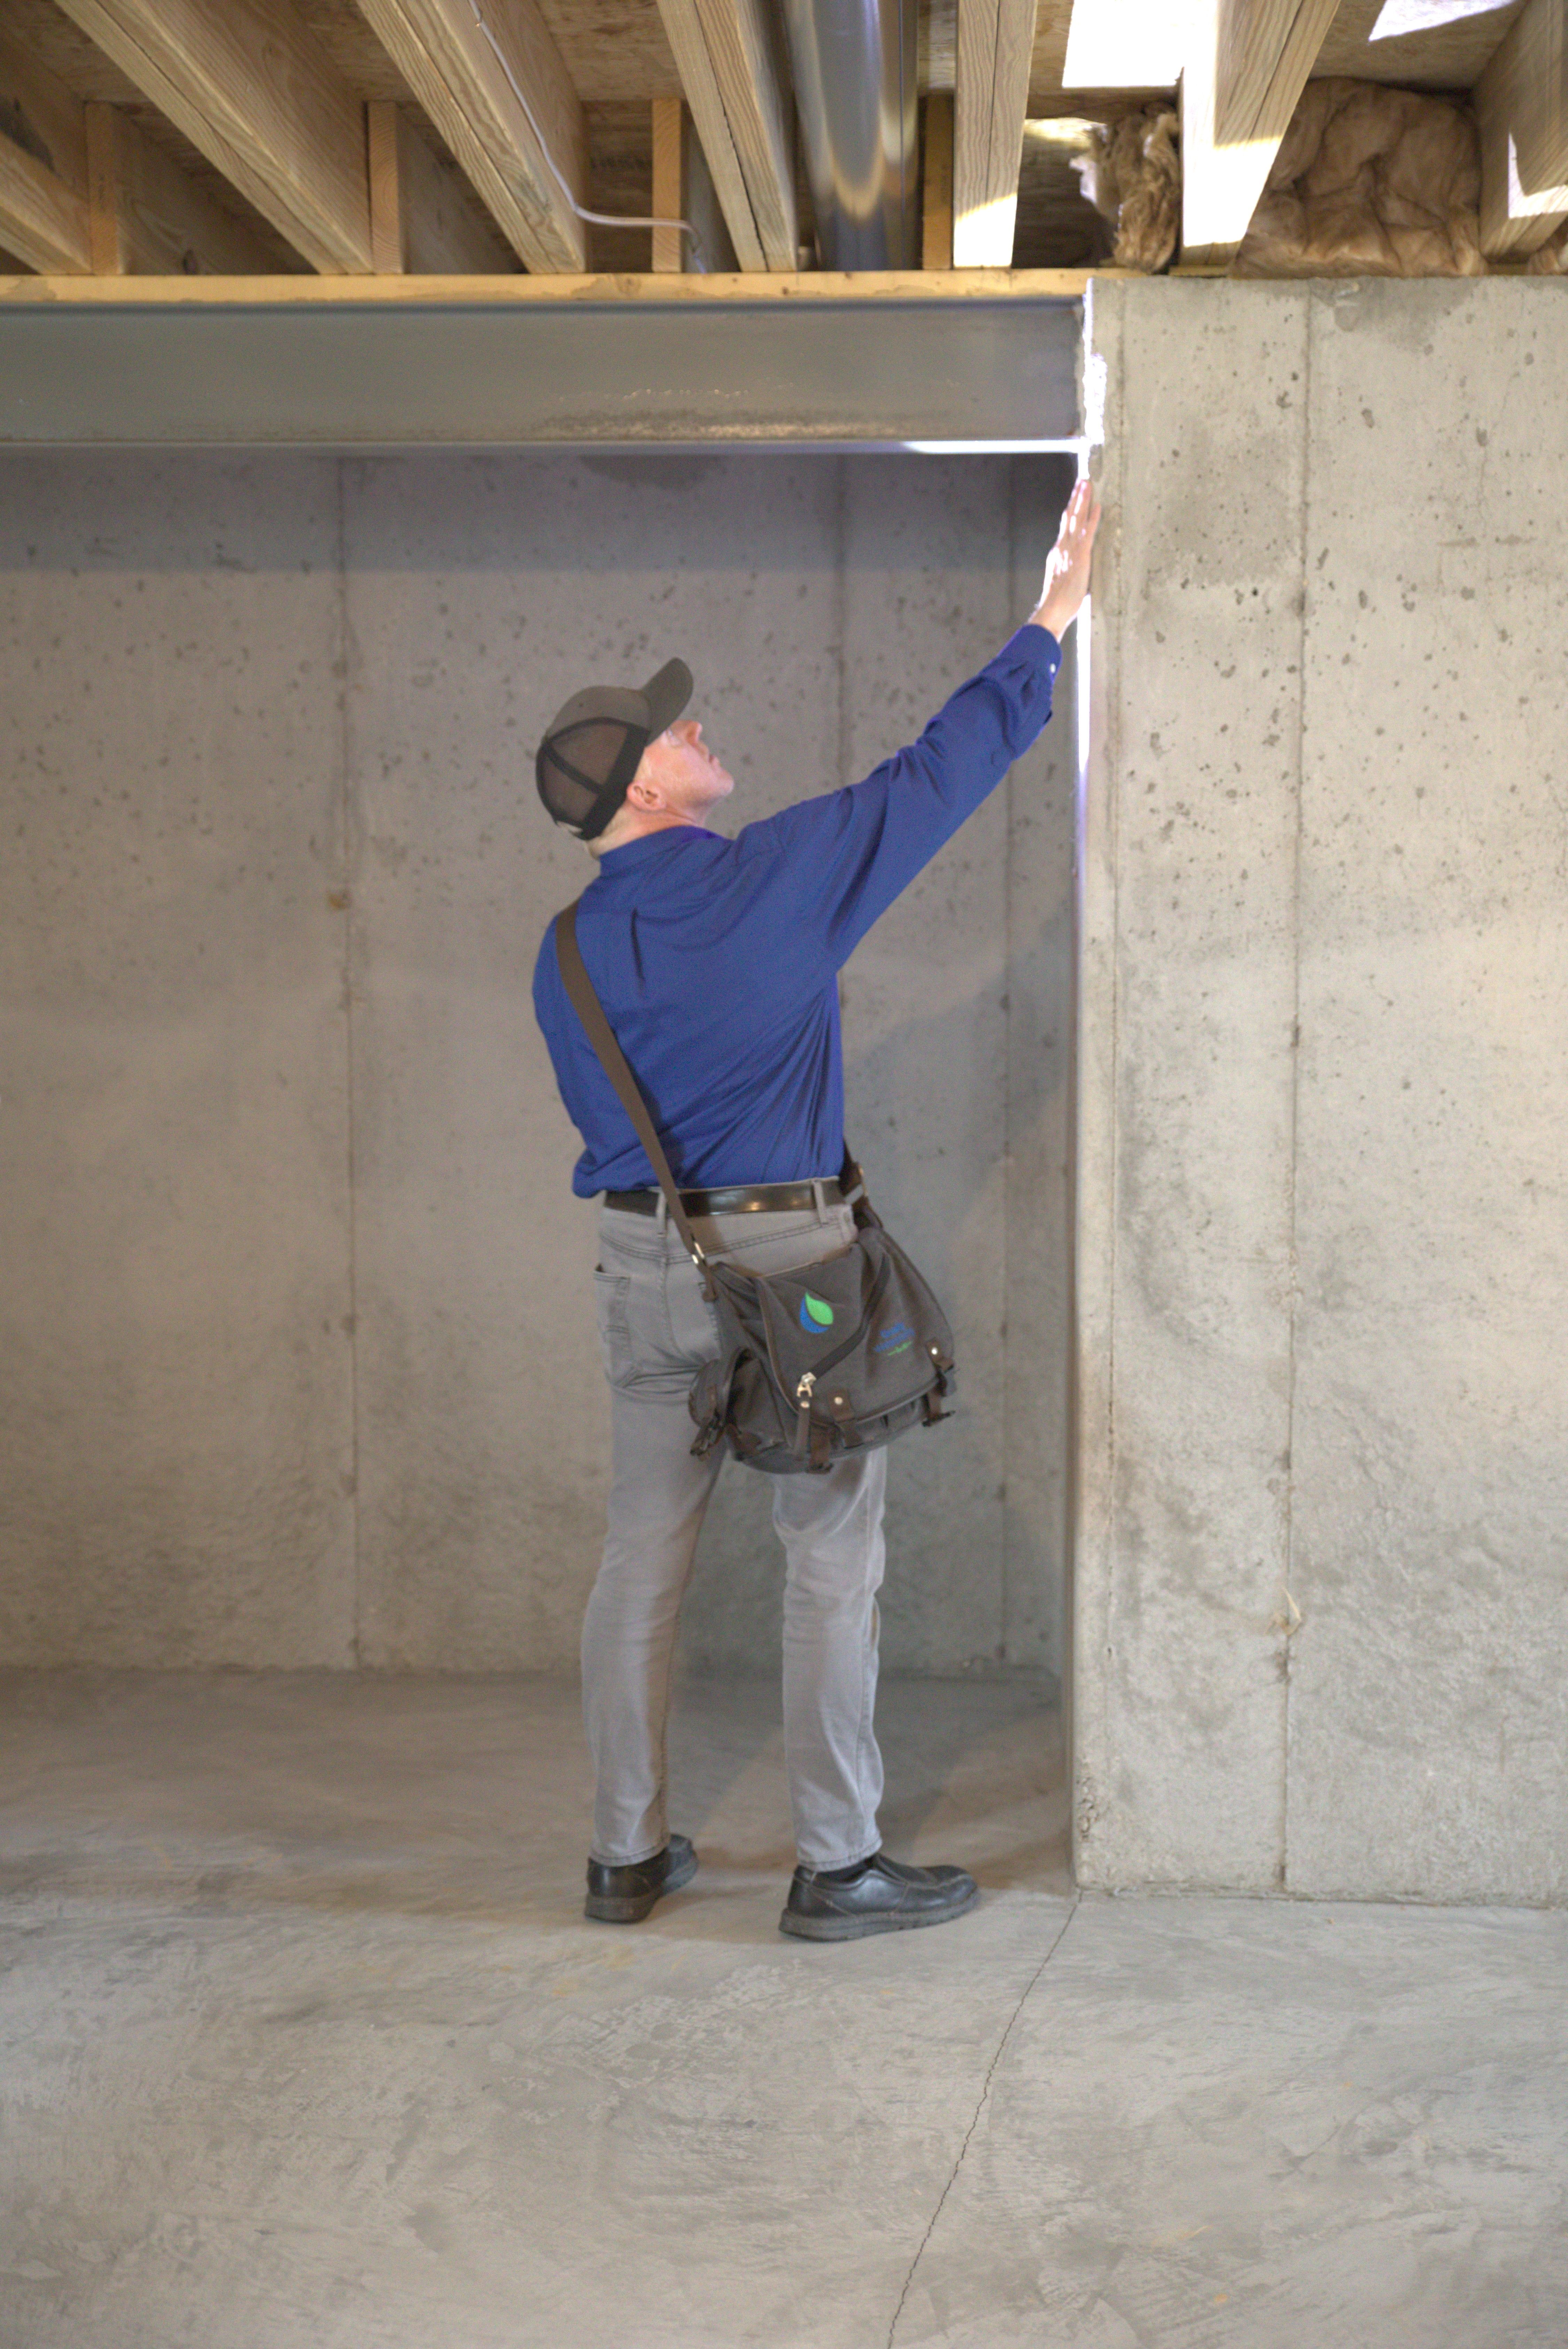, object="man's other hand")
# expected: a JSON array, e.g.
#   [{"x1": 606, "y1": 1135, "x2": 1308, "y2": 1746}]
[{"x1": 1032, "y1": 477, "x2": 1101, "y2": 641}]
